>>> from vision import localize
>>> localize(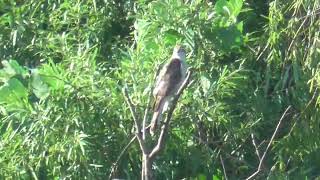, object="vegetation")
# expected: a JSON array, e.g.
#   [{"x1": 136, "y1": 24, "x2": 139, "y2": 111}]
[{"x1": 0, "y1": 0, "x2": 319, "y2": 179}]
